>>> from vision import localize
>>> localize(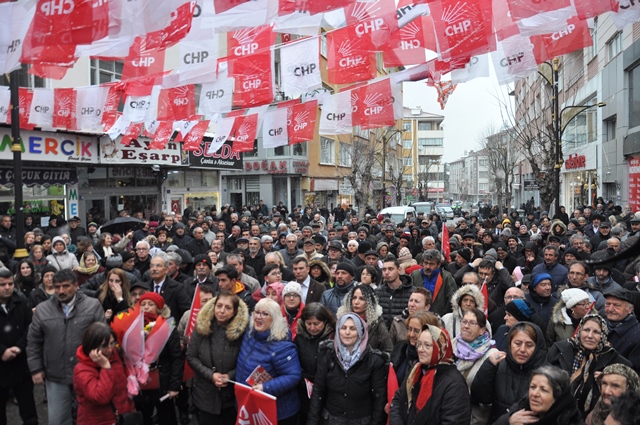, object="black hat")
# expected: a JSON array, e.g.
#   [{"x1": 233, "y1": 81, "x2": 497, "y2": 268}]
[
  {"x1": 592, "y1": 214, "x2": 605, "y2": 221},
  {"x1": 603, "y1": 288, "x2": 635, "y2": 304},
  {"x1": 175, "y1": 249, "x2": 193, "y2": 264},
  {"x1": 335, "y1": 262, "x2": 355, "y2": 277},
  {"x1": 313, "y1": 234, "x2": 327, "y2": 245},
  {"x1": 599, "y1": 221, "x2": 611, "y2": 228},
  {"x1": 328, "y1": 240, "x2": 343, "y2": 251},
  {"x1": 357, "y1": 226, "x2": 369, "y2": 234},
  {"x1": 463, "y1": 233, "x2": 476, "y2": 240},
  {"x1": 548, "y1": 235, "x2": 561, "y2": 243},
  {"x1": 631, "y1": 217, "x2": 640, "y2": 224},
  {"x1": 68, "y1": 216, "x2": 80, "y2": 222},
  {"x1": 130, "y1": 280, "x2": 151, "y2": 291},
  {"x1": 236, "y1": 237, "x2": 249, "y2": 244},
  {"x1": 41, "y1": 264, "x2": 58, "y2": 276},
  {"x1": 120, "y1": 250, "x2": 136, "y2": 263},
  {"x1": 357, "y1": 241, "x2": 372, "y2": 254},
  {"x1": 193, "y1": 254, "x2": 212, "y2": 269},
  {"x1": 311, "y1": 223, "x2": 321, "y2": 228},
  {"x1": 456, "y1": 247, "x2": 472, "y2": 262},
  {"x1": 364, "y1": 250, "x2": 379, "y2": 258}
]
